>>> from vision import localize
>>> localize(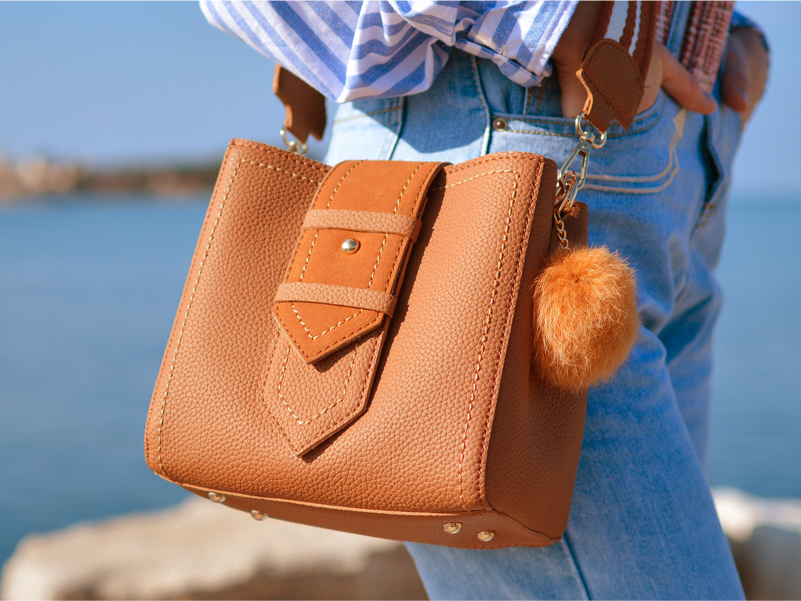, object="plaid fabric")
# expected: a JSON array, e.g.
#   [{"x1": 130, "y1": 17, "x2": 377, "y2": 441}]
[{"x1": 680, "y1": 2, "x2": 735, "y2": 93}]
